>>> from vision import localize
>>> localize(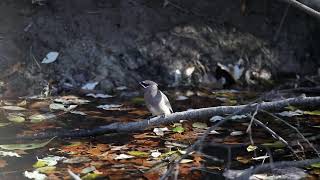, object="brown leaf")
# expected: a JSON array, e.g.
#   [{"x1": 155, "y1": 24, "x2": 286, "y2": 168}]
[{"x1": 0, "y1": 159, "x2": 8, "y2": 168}]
